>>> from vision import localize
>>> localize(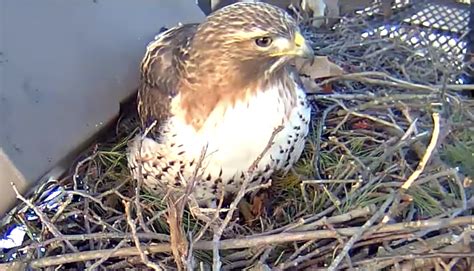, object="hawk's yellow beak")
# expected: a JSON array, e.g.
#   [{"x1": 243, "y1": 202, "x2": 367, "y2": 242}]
[
  {"x1": 269, "y1": 32, "x2": 314, "y2": 58},
  {"x1": 293, "y1": 32, "x2": 313, "y2": 58}
]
